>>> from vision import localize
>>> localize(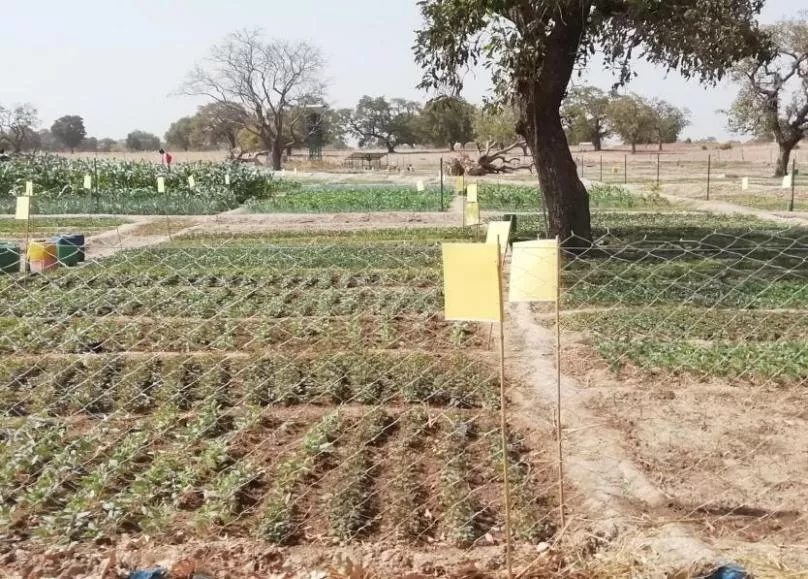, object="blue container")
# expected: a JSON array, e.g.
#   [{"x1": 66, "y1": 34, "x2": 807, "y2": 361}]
[{"x1": 52, "y1": 234, "x2": 85, "y2": 263}]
